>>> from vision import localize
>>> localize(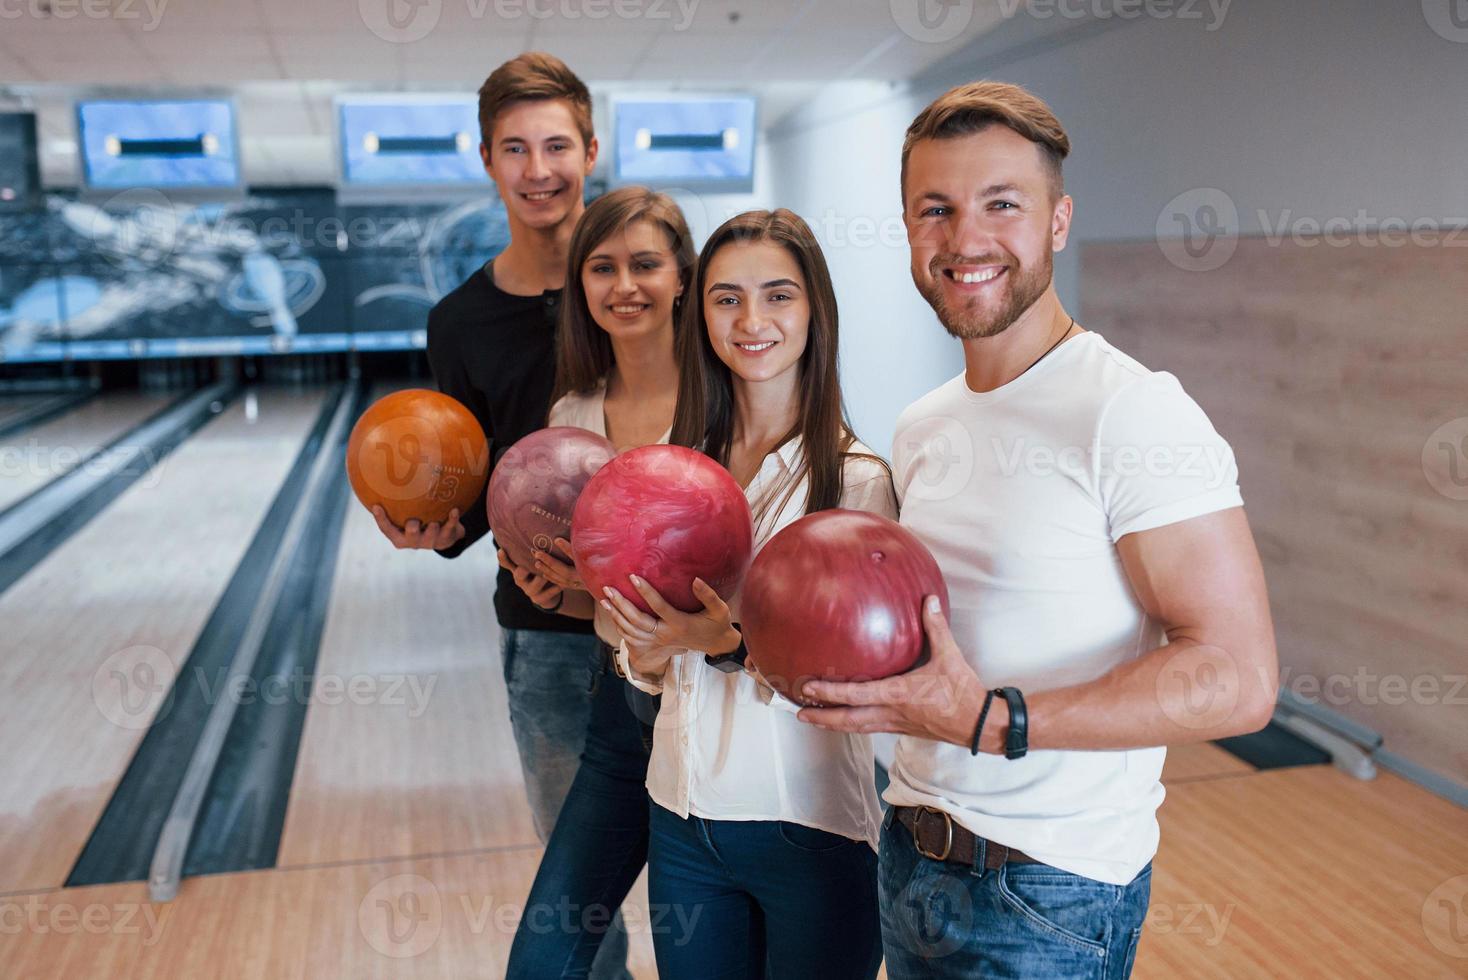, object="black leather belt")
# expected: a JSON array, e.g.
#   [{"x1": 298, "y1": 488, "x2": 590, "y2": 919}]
[{"x1": 894, "y1": 806, "x2": 1040, "y2": 870}]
